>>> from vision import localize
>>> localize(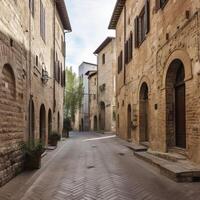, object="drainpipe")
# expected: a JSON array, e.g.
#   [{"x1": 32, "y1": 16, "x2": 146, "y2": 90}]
[
  {"x1": 63, "y1": 30, "x2": 67, "y2": 138},
  {"x1": 124, "y1": 5, "x2": 126, "y2": 85},
  {"x1": 53, "y1": 1, "x2": 56, "y2": 113},
  {"x1": 28, "y1": 2, "x2": 32, "y2": 143}
]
